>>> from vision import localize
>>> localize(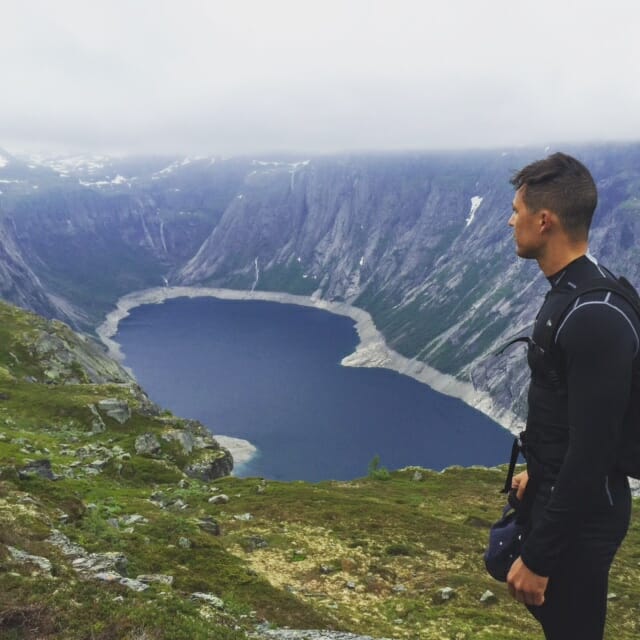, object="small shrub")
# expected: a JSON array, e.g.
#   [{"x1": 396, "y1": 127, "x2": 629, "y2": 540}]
[{"x1": 367, "y1": 455, "x2": 390, "y2": 481}]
